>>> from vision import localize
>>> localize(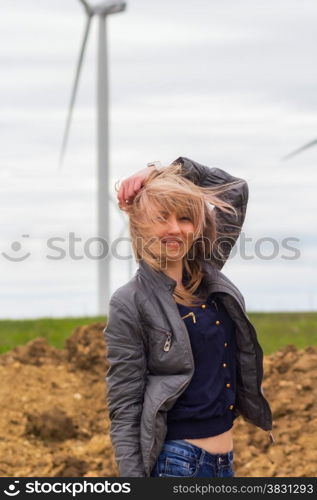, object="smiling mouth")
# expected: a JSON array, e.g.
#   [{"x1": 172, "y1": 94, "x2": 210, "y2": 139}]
[{"x1": 161, "y1": 238, "x2": 183, "y2": 245}]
